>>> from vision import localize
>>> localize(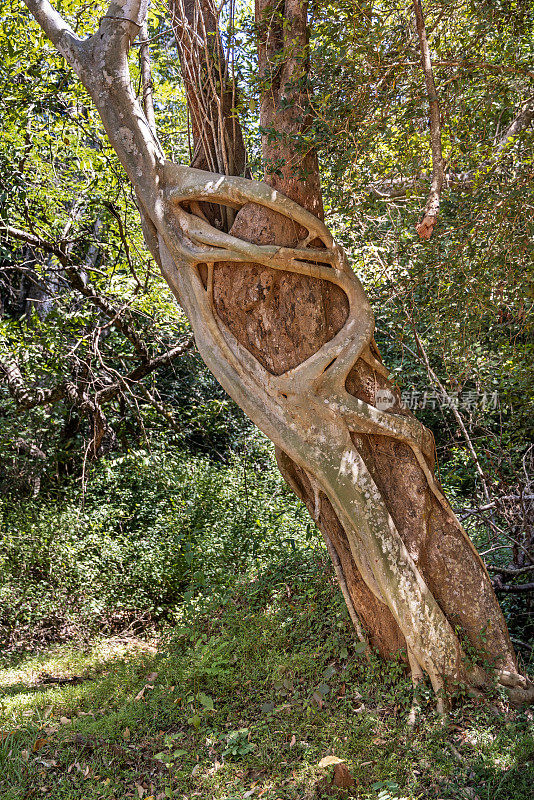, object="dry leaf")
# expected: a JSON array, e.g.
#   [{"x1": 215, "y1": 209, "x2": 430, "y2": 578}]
[
  {"x1": 191, "y1": 763, "x2": 200, "y2": 776},
  {"x1": 38, "y1": 758, "x2": 57, "y2": 768},
  {"x1": 318, "y1": 755, "x2": 345, "y2": 768},
  {"x1": 21, "y1": 749, "x2": 30, "y2": 762},
  {"x1": 135, "y1": 687, "x2": 146, "y2": 701},
  {"x1": 122, "y1": 727, "x2": 131, "y2": 741},
  {"x1": 289, "y1": 735, "x2": 296, "y2": 748},
  {"x1": 146, "y1": 672, "x2": 158, "y2": 683},
  {"x1": 136, "y1": 784, "x2": 146, "y2": 798},
  {"x1": 32, "y1": 738, "x2": 48, "y2": 752},
  {"x1": 332, "y1": 763, "x2": 355, "y2": 788},
  {"x1": 59, "y1": 717, "x2": 71, "y2": 725}
]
